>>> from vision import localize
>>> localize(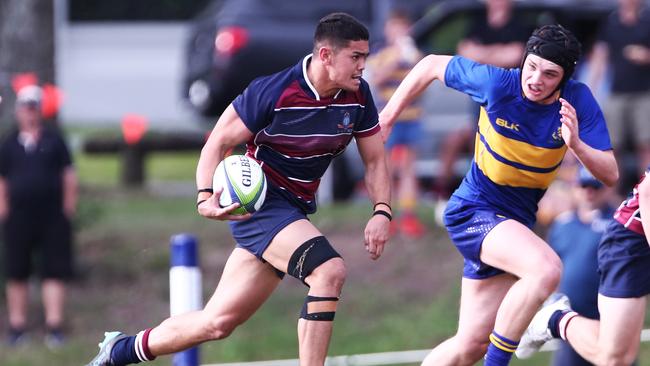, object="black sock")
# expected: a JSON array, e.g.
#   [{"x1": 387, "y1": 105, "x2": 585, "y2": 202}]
[
  {"x1": 111, "y1": 336, "x2": 142, "y2": 365},
  {"x1": 548, "y1": 310, "x2": 568, "y2": 339}
]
